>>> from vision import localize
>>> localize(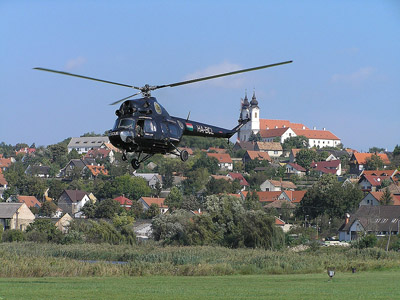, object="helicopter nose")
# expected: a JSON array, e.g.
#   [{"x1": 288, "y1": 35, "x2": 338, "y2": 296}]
[{"x1": 120, "y1": 130, "x2": 135, "y2": 143}]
